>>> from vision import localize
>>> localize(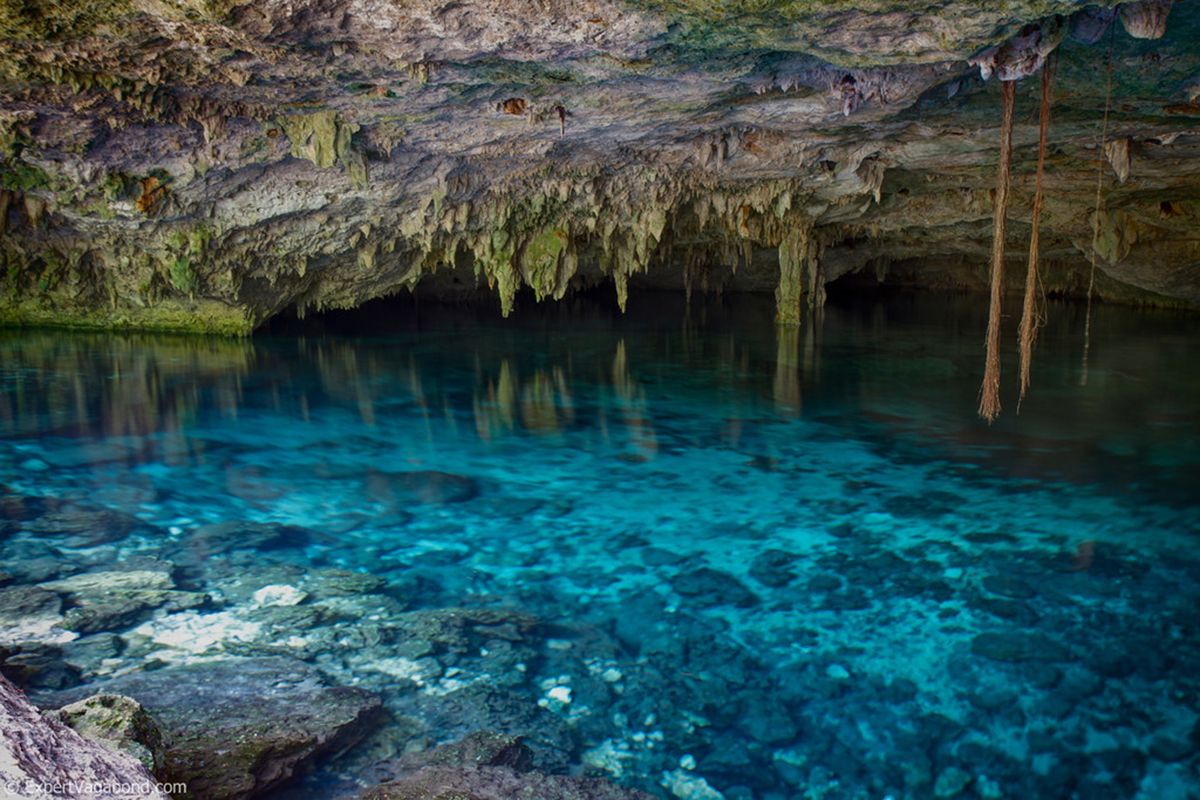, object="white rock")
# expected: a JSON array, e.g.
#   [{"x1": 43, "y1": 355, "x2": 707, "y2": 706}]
[
  {"x1": 548, "y1": 685, "x2": 573, "y2": 704},
  {"x1": 251, "y1": 584, "x2": 307, "y2": 607},
  {"x1": 662, "y1": 768, "x2": 725, "y2": 800},
  {"x1": 602, "y1": 667, "x2": 623, "y2": 683},
  {"x1": 826, "y1": 664, "x2": 851, "y2": 680},
  {"x1": 131, "y1": 610, "x2": 261, "y2": 655}
]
